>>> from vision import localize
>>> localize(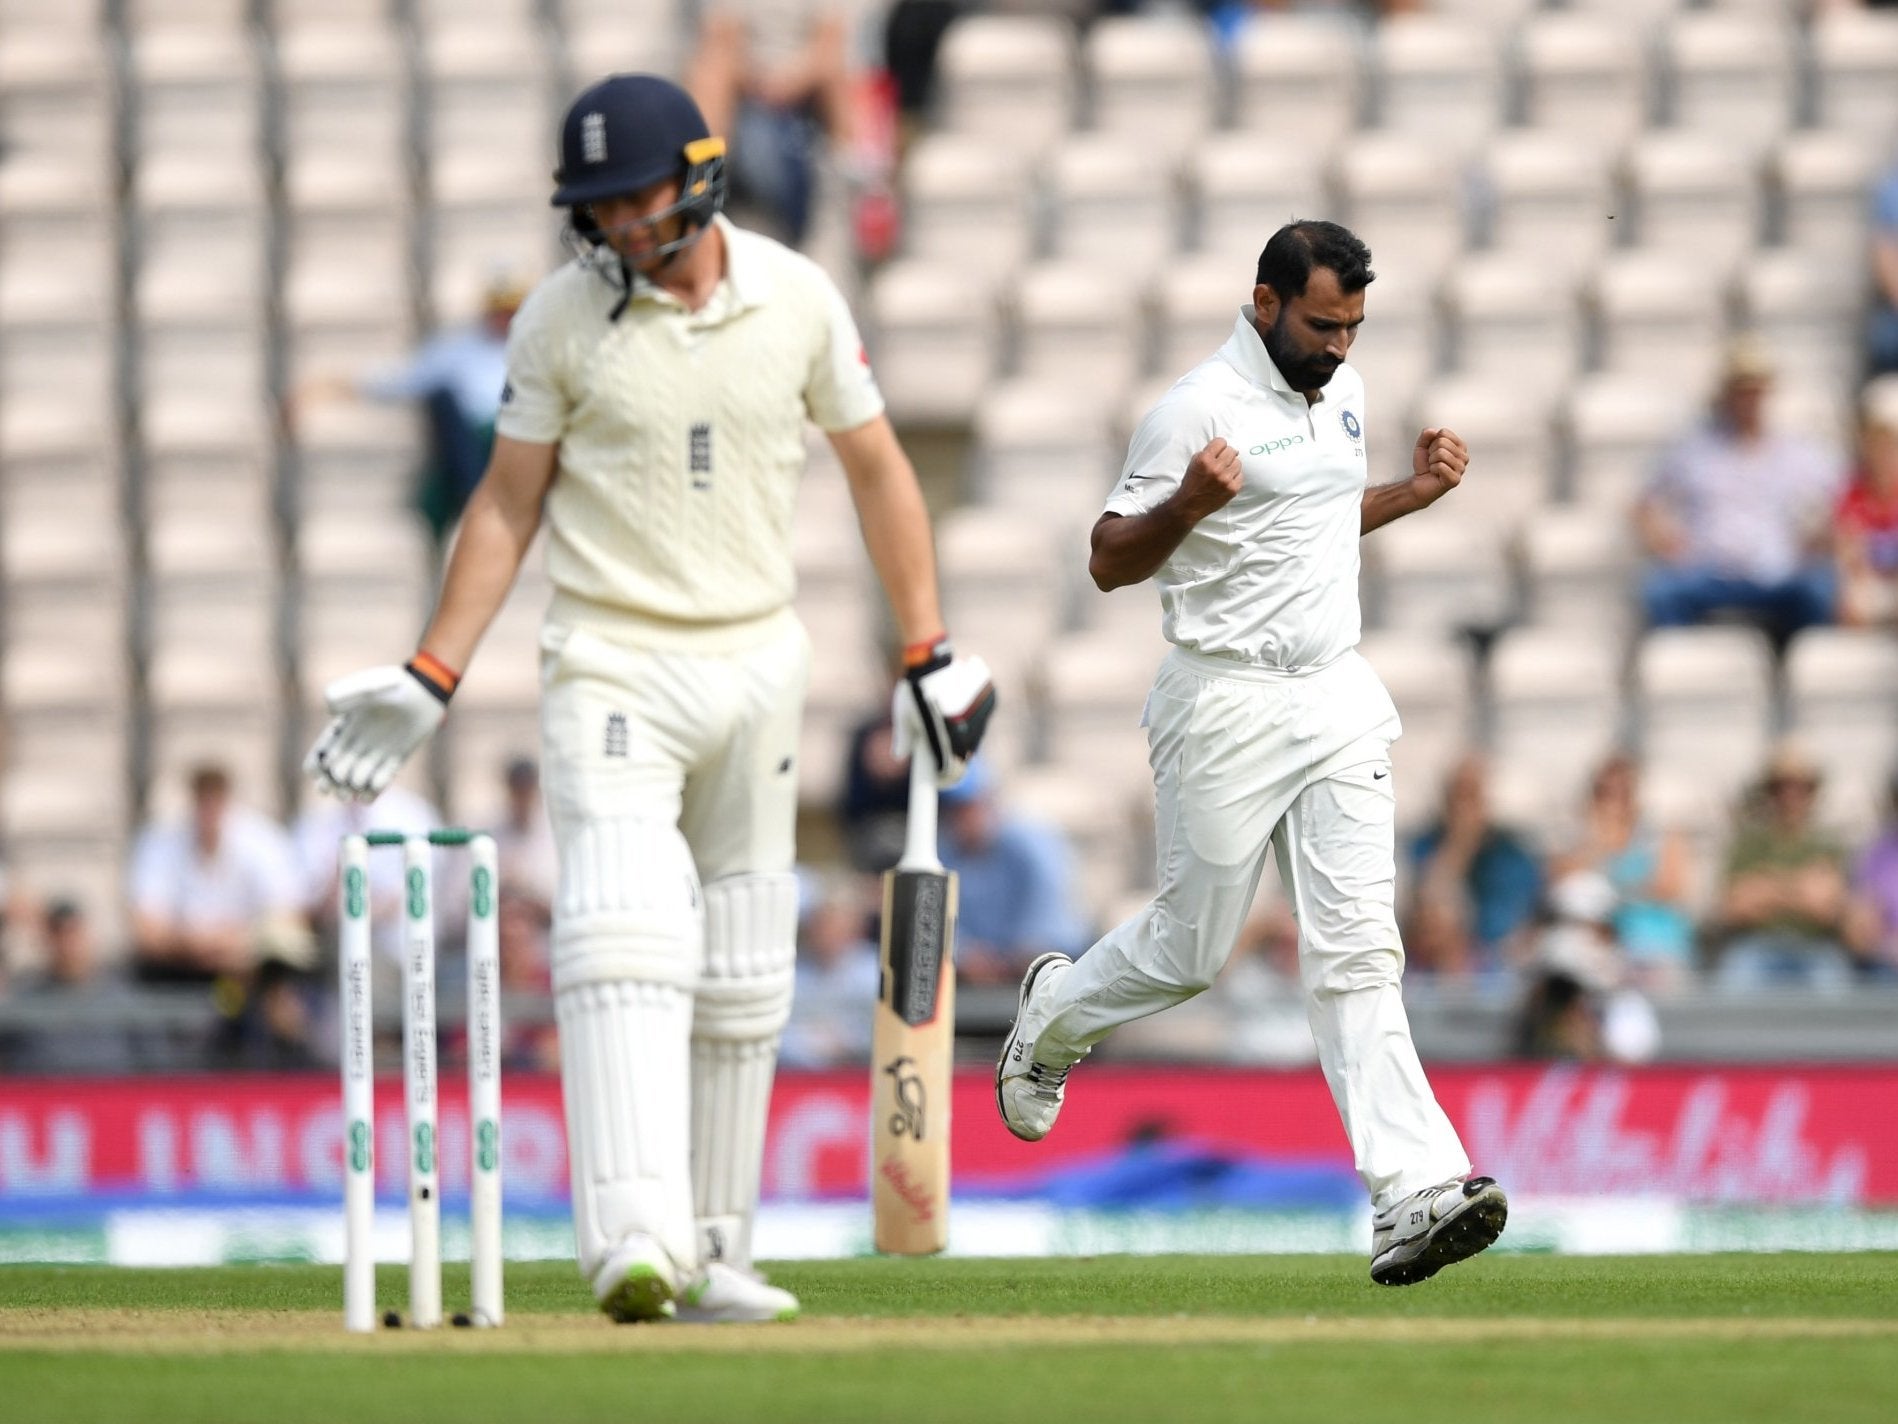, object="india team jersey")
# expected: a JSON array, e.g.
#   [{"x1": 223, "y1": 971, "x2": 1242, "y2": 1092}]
[
  {"x1": 1104, "y1": 309, "x2": 1371, "y2": 671},
  {"x1": 496, "y1": 216, "x2": 884, "y2": 645}
]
